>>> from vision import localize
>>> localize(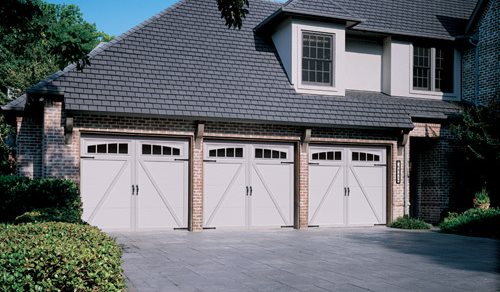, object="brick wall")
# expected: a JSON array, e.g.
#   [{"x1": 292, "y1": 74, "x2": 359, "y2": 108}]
[
  {"x1": 17, "y1": 104, "x2": 410, "y2": 230},
  {"x1": 409, "y1": 122, "x2": 454, "y2": 223},
  {"x1": 462, "y1": 0, "x2": 500, "y2": 105},
  {"x1": 16, "y1": 107, "x2": 43, "y2": 178}
]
